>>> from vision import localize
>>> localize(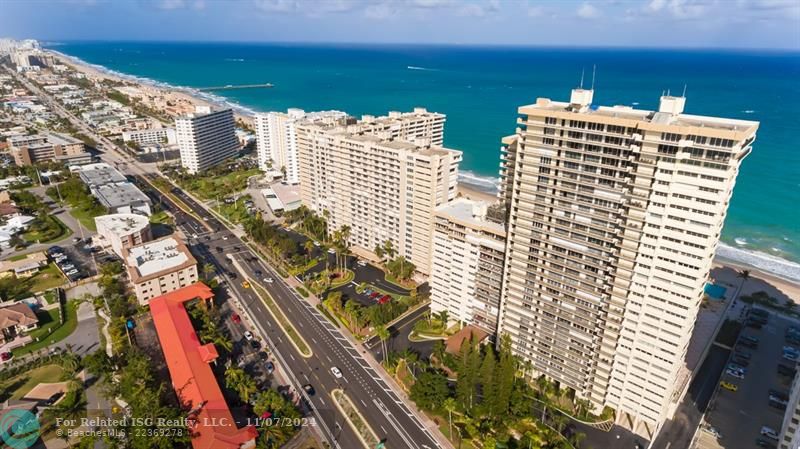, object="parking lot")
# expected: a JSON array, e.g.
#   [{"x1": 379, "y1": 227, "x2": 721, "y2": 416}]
[
  {"x1": 46, "y1": 239, "x2": 100, "y2": 282},
  {"x1": 705, "y1": 306, "x2": 796, "y2": 448}
]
